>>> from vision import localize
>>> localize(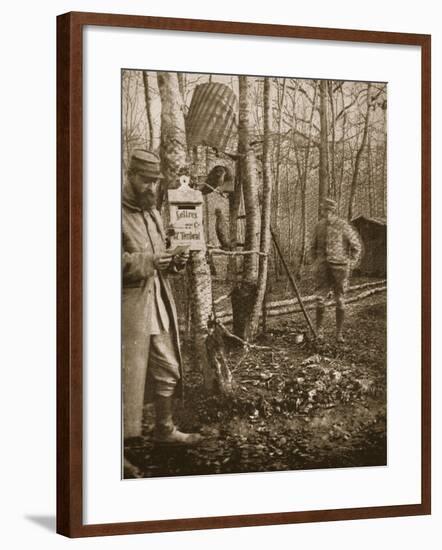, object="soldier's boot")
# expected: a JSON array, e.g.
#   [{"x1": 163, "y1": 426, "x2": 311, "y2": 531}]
[
  {"x1": 316, "y1": 305, "x2": 325, "y2": 341},
  {"x1": 336, "y1": 307, "x2": 345, "y2": 343},
  {"x1": 153, "y1": 396, "x2": 203, "y2": 446}
]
